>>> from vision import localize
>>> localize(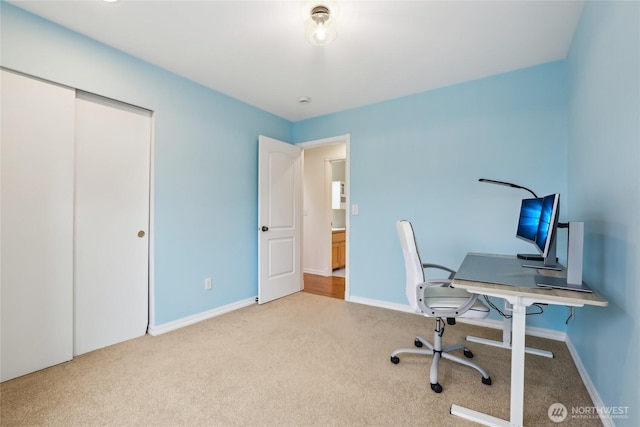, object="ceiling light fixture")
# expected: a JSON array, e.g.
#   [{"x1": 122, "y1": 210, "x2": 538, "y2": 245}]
[{"x1": 305, "y1": 5, "x2": 336, "y2": 46}]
